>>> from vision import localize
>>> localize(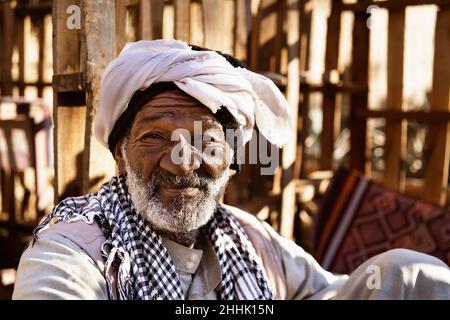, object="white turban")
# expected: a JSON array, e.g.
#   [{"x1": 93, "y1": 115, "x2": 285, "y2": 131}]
[{"x1": 95, "y1": 39, "x2": 293, "y2": 148}]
